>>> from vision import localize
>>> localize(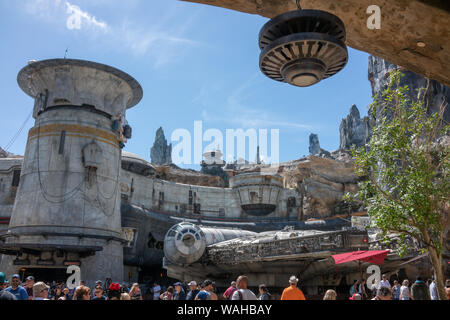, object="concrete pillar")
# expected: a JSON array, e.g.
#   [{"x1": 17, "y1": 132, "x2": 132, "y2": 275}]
[{"x1": 0, "y1": 59, "x2": 142, "y2": 285}]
